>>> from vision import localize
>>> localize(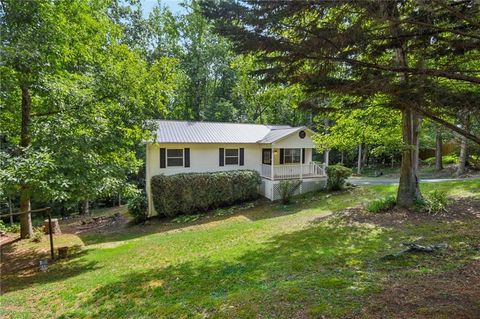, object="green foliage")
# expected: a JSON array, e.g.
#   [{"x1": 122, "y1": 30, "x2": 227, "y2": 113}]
[
  {"x1": 127, "y1": 191, "x2": 148, "y2": 223},
  {"x1": 415, "y1": 190, "x2": 449, "y2": 214},
  {"x1": 314, "y1": 107, "x2": 402, "y2": 158},
  {"x1": 172, "y1": 214, "x2": 201, "y2": 223},
  {"x1": 0, "y1": 0, "x2": 178, "y2": 210},
  {"x1": 151, "y1": 170, "x2": 261, "y2": 217},
  {"x1": 326, "y1": 165, "x2": 352, "y2": 191},
  {"x1": 31, "y1": 227, "x2": 44, "y2": 243},
  {"x1": 4, "y1": 223, "x2": 21, "y2": 233},
  {"x1": 278, "y1": 180, "x2": 302, "y2": 204},
  {"x1": 423, "y1": 154, "x2": 459, "y2": 166},
  {"x1": 367, "y1": 196, "x2": 396, "y2": 213},
  {"x1": 0, "y1": 220, "x2": 6, "y2": 232}
]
